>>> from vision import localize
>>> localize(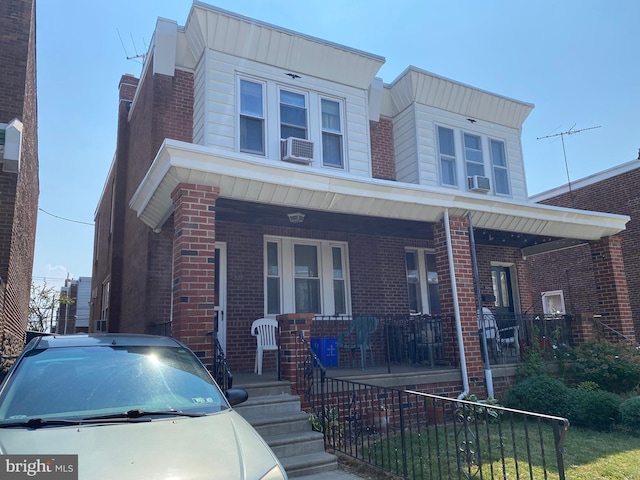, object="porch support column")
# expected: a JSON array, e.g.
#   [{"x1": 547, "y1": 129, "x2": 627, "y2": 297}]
[
  {"x1": 434, "y1": 215, "x2": 487, "y2": 395},
  {"x1": 589, "y1": 235, "x2": 636, "y2": 341},
  {"x1": 277, "y1": 313, "x2": 314, "y2": 409},
  {"x1": 170, "y1": 183, "x2": 219, "y2": 362}
]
